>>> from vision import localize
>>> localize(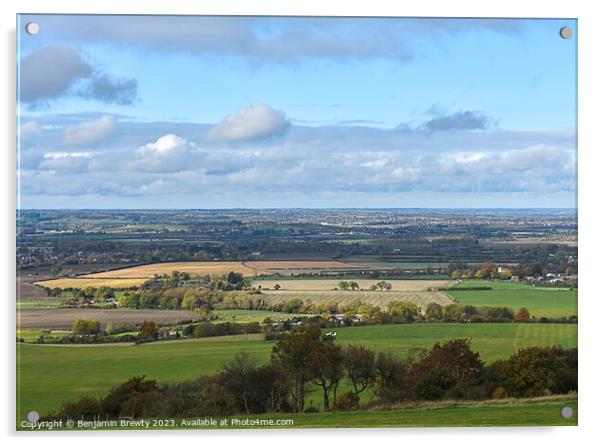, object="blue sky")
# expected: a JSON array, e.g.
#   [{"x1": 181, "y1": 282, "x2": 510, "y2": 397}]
[{"x1": 17, "y1": 15, "x2": 577, "y2": 209}]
